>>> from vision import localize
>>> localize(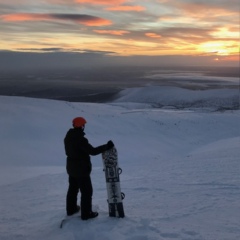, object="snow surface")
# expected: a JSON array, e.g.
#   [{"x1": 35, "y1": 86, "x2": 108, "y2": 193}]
[
  {"x1": 0, "y1": 86, "x2": 240, "y2": 240},
  {"x1": 114, "y1": 86, "x2": 239, "y2": 111}
]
